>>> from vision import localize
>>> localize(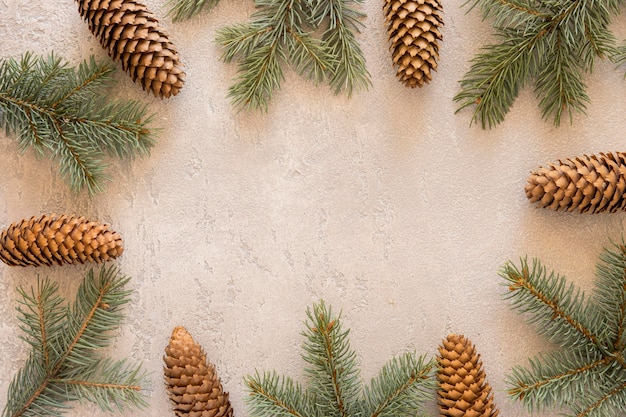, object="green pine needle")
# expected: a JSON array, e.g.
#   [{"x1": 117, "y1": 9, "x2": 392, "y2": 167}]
[
  {"x1": 2, "y1": 266, "x2": 148, "y2": 417},
  {"x1": 455, "y1": 0, "x2": 621, "y2": 129},
  {"x1": 245, "y1": 300, "x2": 436, "y2": 417},
  {"x1": 501, "y1": 238, "x2": 626, "y2": 417},
  {"x1": 0, "y1": 52, "x2": 155, "y2": 194},
  {"x1": 166, "y1": 0, "x2": 220, "y2": 21},
  {"x1": 216, "y1": 0, "x2": 369, "y2": 111}
]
